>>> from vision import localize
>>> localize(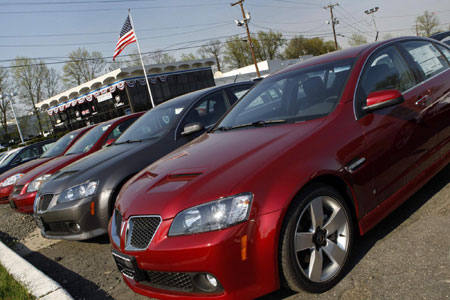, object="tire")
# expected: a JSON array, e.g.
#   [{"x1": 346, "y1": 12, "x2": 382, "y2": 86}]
[{"x1": 279, "y1": 183, "x2": 354, "y2": 293}]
